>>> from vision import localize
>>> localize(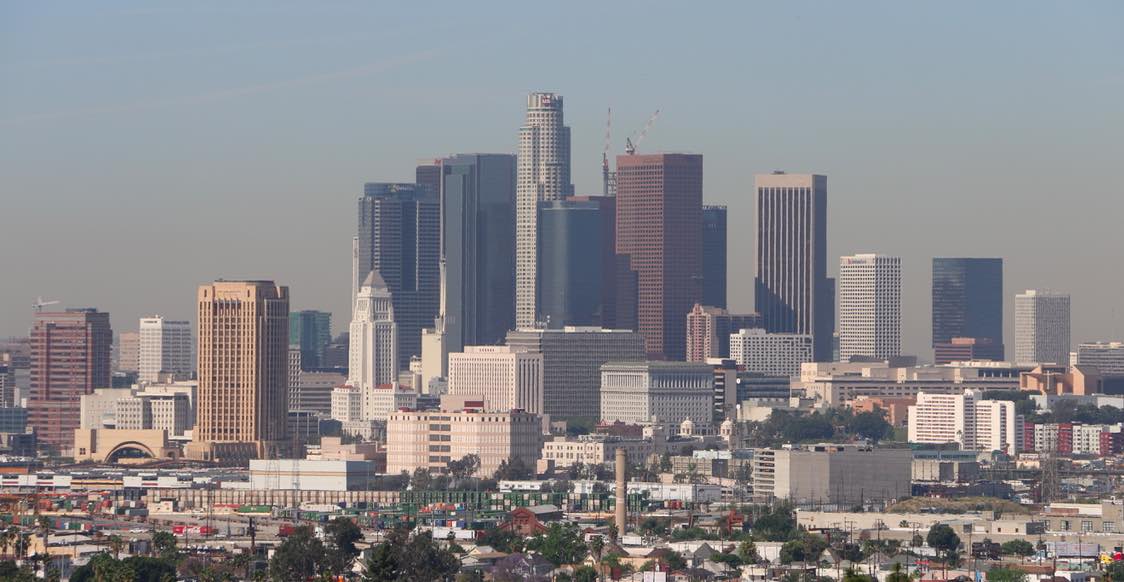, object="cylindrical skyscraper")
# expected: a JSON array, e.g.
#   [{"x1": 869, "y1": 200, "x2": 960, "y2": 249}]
[{"x1": 515, "y1": 92, "x2": 573, "y2": 329}]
